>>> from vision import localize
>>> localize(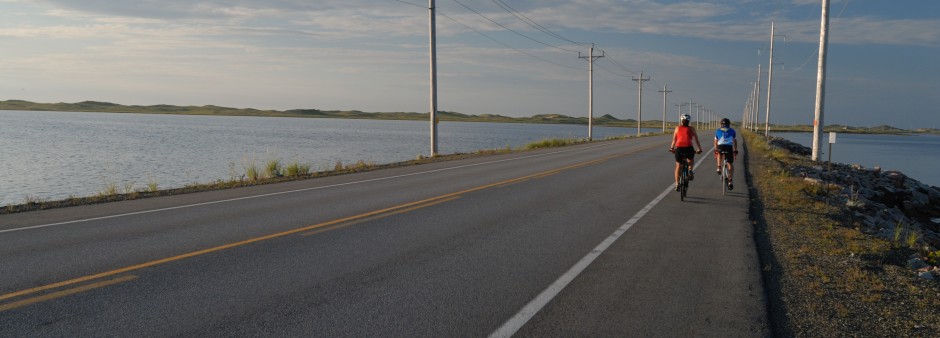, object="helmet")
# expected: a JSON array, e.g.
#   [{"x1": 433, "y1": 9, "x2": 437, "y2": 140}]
[
  {"x1": 680, "y1": 114, "x2": 691, "y2": 121},
  {"x1": 721, "y1": 118, "x2": 730, "y2": 126}
]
